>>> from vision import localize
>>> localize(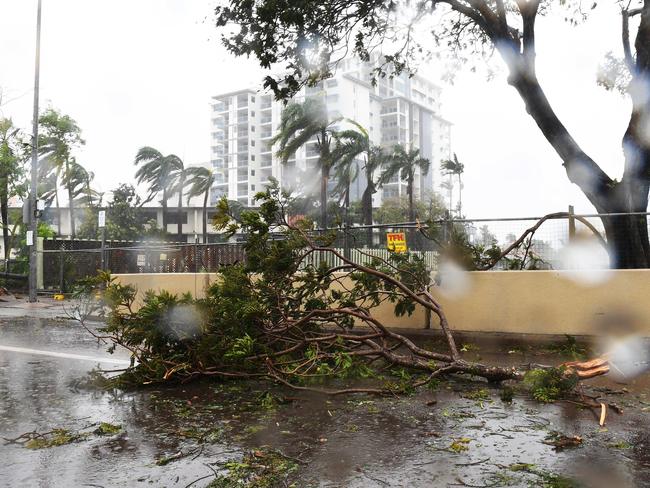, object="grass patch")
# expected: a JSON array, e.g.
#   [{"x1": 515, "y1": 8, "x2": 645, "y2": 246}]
[{"x1": 546, "y1": 335, "x2": 589, "y2": 360}]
